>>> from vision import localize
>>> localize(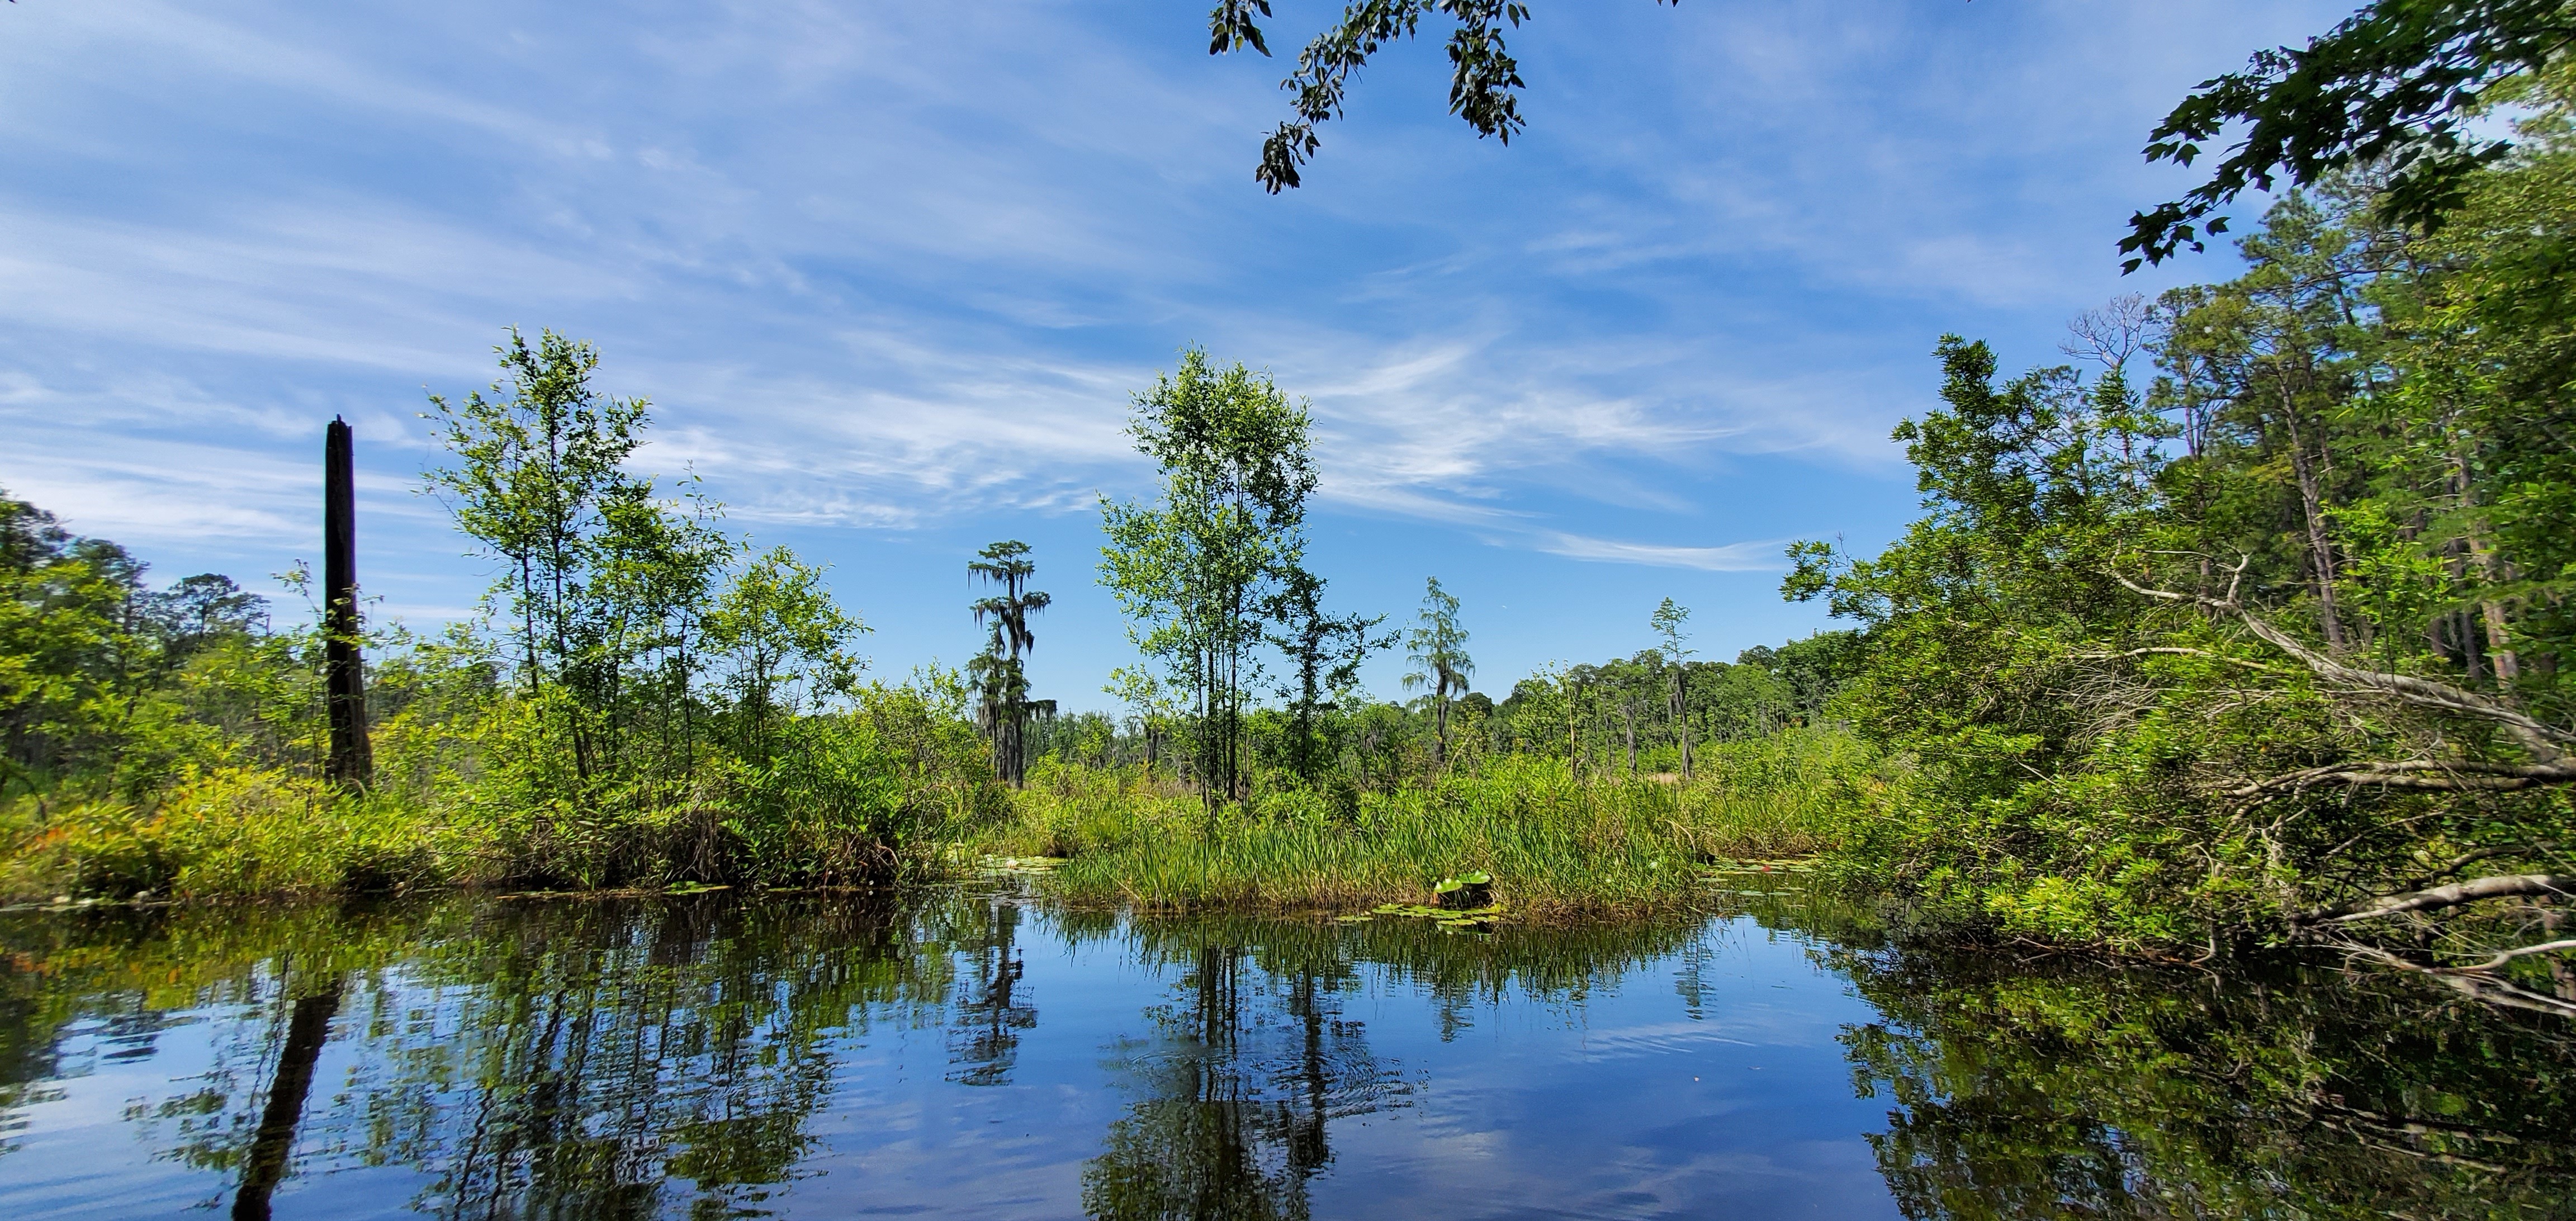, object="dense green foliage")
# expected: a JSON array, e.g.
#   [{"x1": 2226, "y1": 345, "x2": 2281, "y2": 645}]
[
  {"x1": 1793, "y1": 77, "x2": 2576, "y2": 1009},
  {"x1": 2125, "y1": 0, "x2": 2576, "y2": 268},
  {"x1": 1, "y1": 333, "x2": 1006, "y2": 900}
]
